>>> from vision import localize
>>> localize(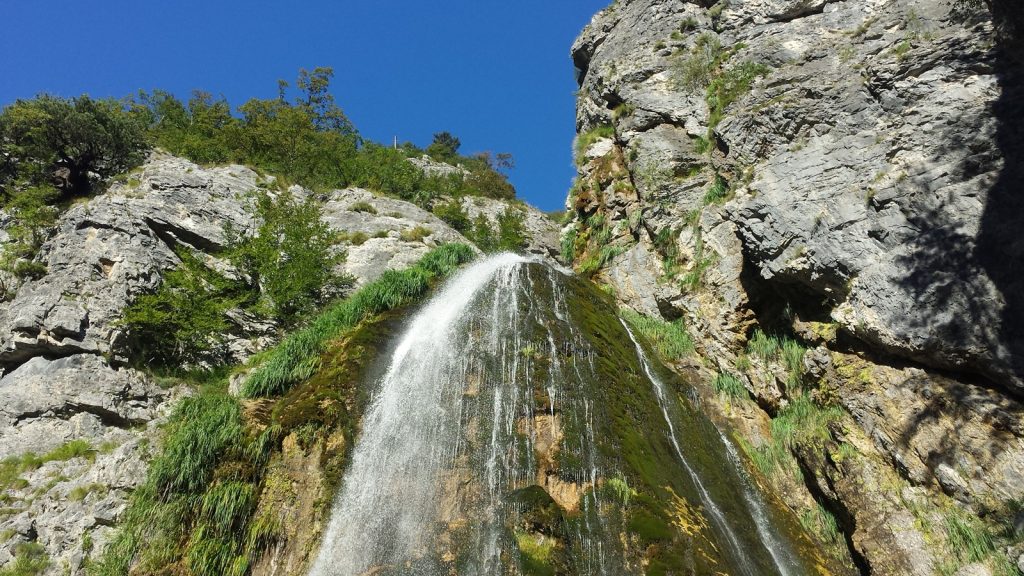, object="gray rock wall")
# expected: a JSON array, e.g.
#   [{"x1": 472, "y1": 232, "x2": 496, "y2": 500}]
[{"x1": 568, "y1": 0, "x2": 1024, "y2": 572}]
